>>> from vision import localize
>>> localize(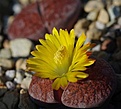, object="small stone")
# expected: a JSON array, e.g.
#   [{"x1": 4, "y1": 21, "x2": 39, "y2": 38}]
[
  {"x1": 98, "y1": 9, "x2": 109, "y2": 24},
  {"x1": 86, "y1": 28, "x2": 102, "y2": 40},
  {"x1": 87, "y1": 10, "x2": 99, "y2": 21},
  {"x1": 14, "y1": 70, "x2": 25, "y2": 84},
  {"x1": 108, "y1": 6, "x2": 121, "y2": 21},
  {"x1": 113, "y1": 0, "x2": 121, "y2": 6},
  {"x1": 118, "y1": 17, "x2": 121, "y2": 26},
  {"x1": 3, "y1": 39, "x2": 10, "y2": 49},
  {"x1": 0, "y1": 85, "x2": 7, "y2": 97},
  {"x1": 19, "y1": 0, "x2": 30, "y2": 6},
  {"x1": 5, "y1": 81, "x2": 15, "y2": 90},
  {"x1": 2, "y1": 90, "x2": 19, "y2": 109},
  {"x1": 0, "y1": 35, "x2": 3, "y2": 48},
  {"x1": 92, "y1": 44, "x2": 101, "y2": 52},
  {"x1": 18, "y1": 89, "x2": 37, "y2": 109},
  {"x1": 21, "y1": 76, "x2": 32, "y2": 90},
  {"x1": 84, "y1": 0, "x2": 104, "y2": 12},
  {"x1": 13, "y1": 3, "x2": 22, "y2": 14},
  {"x1": 101, "y1": 38, "x2": 117, "y2": 53},
  {"x1": 16, "y1": 58, "x2": 27, "y2": 70},
  {"x1": 0, "y1": 76, "x2": 7, "y2": 85},
  {"x1": 106, "y1": 20, "x2": 116, "y2": 28},
  {"x1": 25, "y1": 72, "x2": 33, "y2": 78},
  {"x1": 74, "y1": 19, "x2": 90, "y2": 36},
  {"x1": 96, "y1": 21, "x2": 106, "y2": 30},
  {"x1": 0, "y1": 77, "x2": 4, "y2": 84},
  {"x1": 0, "y1": 48, "x2": 12, "y2": 58},
  {"x1": 5, "y1": 70, "x2": 15, "y2": 80},
  {"x1": 7, "y1": 16, "x2": 15, "y2": 27},
  {"x1": 0, "y1": 66, "x2": 5, "y2": 76},
  {"x1": 74, "y1": 19, "x2": 90, "y2": 29},
  {"x1": 0, "y1": 58, "x2": 14, "y2": 69},
  {"x1": 10, "y1": 38, "x2": 33, "y2": 57},
  {"x1": 89, "y1": 22, "x2": 96, "y2": 29},
  {"x1": 25, "y1": 72, "x2": 33, "y2": 77},
  {"x1": 0, "y1": 101, "x2": 8, "y2": 109}
]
